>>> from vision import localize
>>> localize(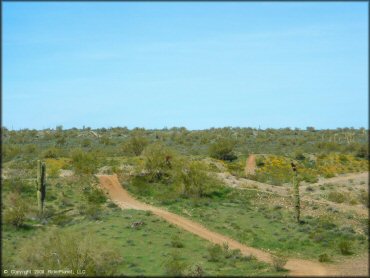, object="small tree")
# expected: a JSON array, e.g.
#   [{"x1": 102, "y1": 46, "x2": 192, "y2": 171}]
[
  {"x1": 71, "y1": 149, "x2": 98, "y2": 175},
  {"x1": 124, "y1": 136, "x2": 148, "y2": 156},
  {"x1": 142, "y1": 143, "x2": 176, "y2": 182},
  {"x1": 208, "y1": 139, "x2": 237, "y2": 161},
  {"x1": 179, "y1": 161, "x2": 211, "y2": 198}
]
